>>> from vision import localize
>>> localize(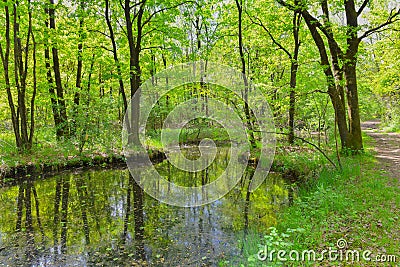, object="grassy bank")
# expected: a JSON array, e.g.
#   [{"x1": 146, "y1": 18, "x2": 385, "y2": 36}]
[
  {"x1": 3, "y1": 126, "x2": 398, "y2": 266},
  {"x1": 0, "y1": 136, "x2": 168, "y2": 182},
  {"x1": 0, "y1": 126, "x2": 229, "y2": 174},
  {"x1": 237, "y1": 134, "x2": 400, "y2": 266}
]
